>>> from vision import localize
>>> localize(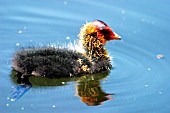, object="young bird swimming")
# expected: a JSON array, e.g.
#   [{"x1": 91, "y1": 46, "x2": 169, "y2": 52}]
[{"x1": 12, "y1": 20, "x2": 121, "y2": 79}]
